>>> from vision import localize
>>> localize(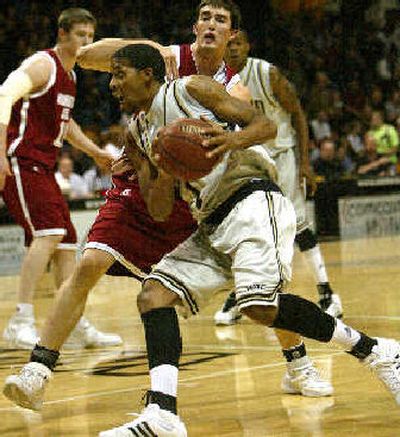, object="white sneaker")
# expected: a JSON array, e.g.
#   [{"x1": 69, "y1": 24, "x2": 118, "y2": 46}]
[
  {"x1": 3, "y1": 316, "x2": 39, "y2": 349},
  {"x1": 3, "y1": 362, "x2": 51, "y2": 411},
  {"x1": 214, "y1": 292, "x2": 241, "y2": 326},
  {"x1": 99, "y1": 404, "x2": 187, "y2": 437},
  {"x1": 64, "y1": 318, "x2": 122, "y2": 349},
  {"x1": 363, "y1": 338, "x2": 400, "y2": 405},
  {"x1": 281, "y1": 356, "x2": 334, "y2": 397},
  {"x1": 325, "y1": 294, "x2": 343, "y2": 319}
]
